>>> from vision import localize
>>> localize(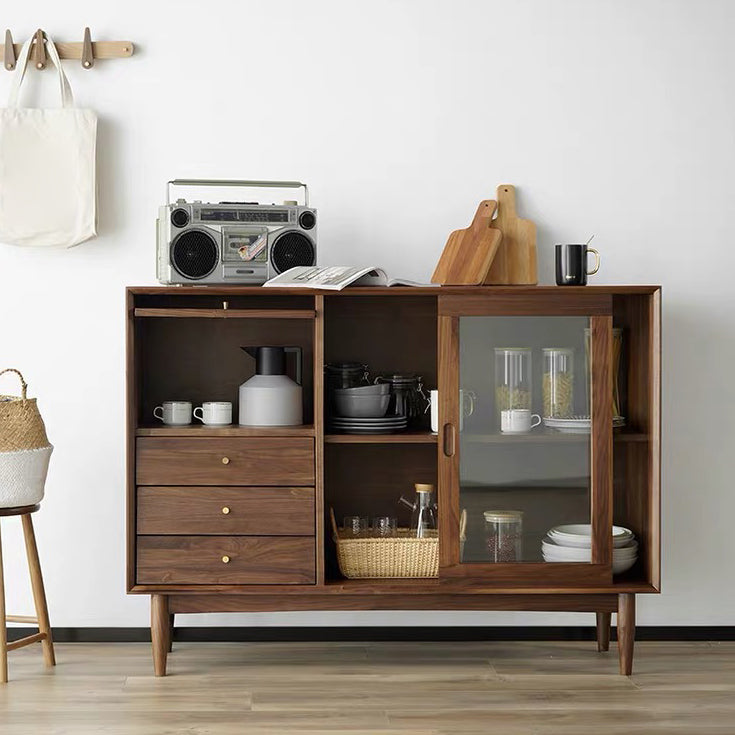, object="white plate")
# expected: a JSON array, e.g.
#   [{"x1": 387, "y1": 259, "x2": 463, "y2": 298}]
[
  {"x1": 543, "y1": 416, "x2": 625, "y2": 434},
  {"x1": 543, "y1": 553, "x2": 636, "y2": 575},
  {"x1": 548, "y1": 524, "x2": 634, "y2": 548},
  {"x1": 542, "y1": 539, "x2": 638, "y2": 559}
]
